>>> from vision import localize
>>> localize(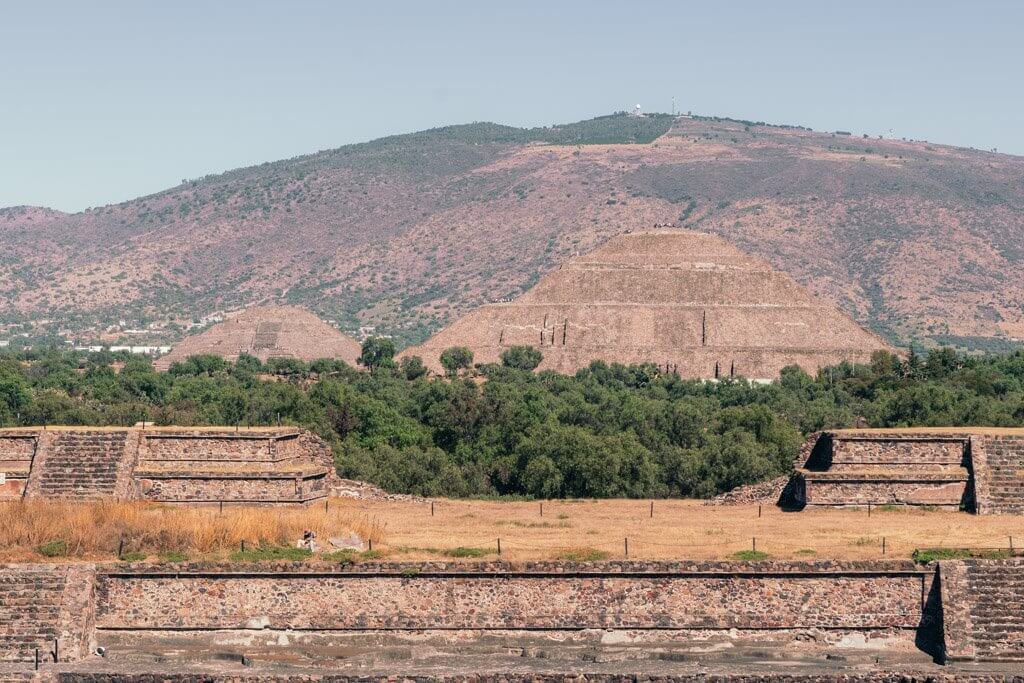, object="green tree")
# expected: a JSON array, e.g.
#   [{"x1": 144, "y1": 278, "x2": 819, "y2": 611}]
[
  {"x1": 439, "y1": 347, "x2": 474, "y2": 378},
  {"x1": 358, "y1": 337, "x2": 395, "y2": 372},
  {"x1": 501, "y1": 345, "x2": 543, "y2": 371},
  {"x1": 400, "y1": 355, "x2": 428, "y2": 380}
]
